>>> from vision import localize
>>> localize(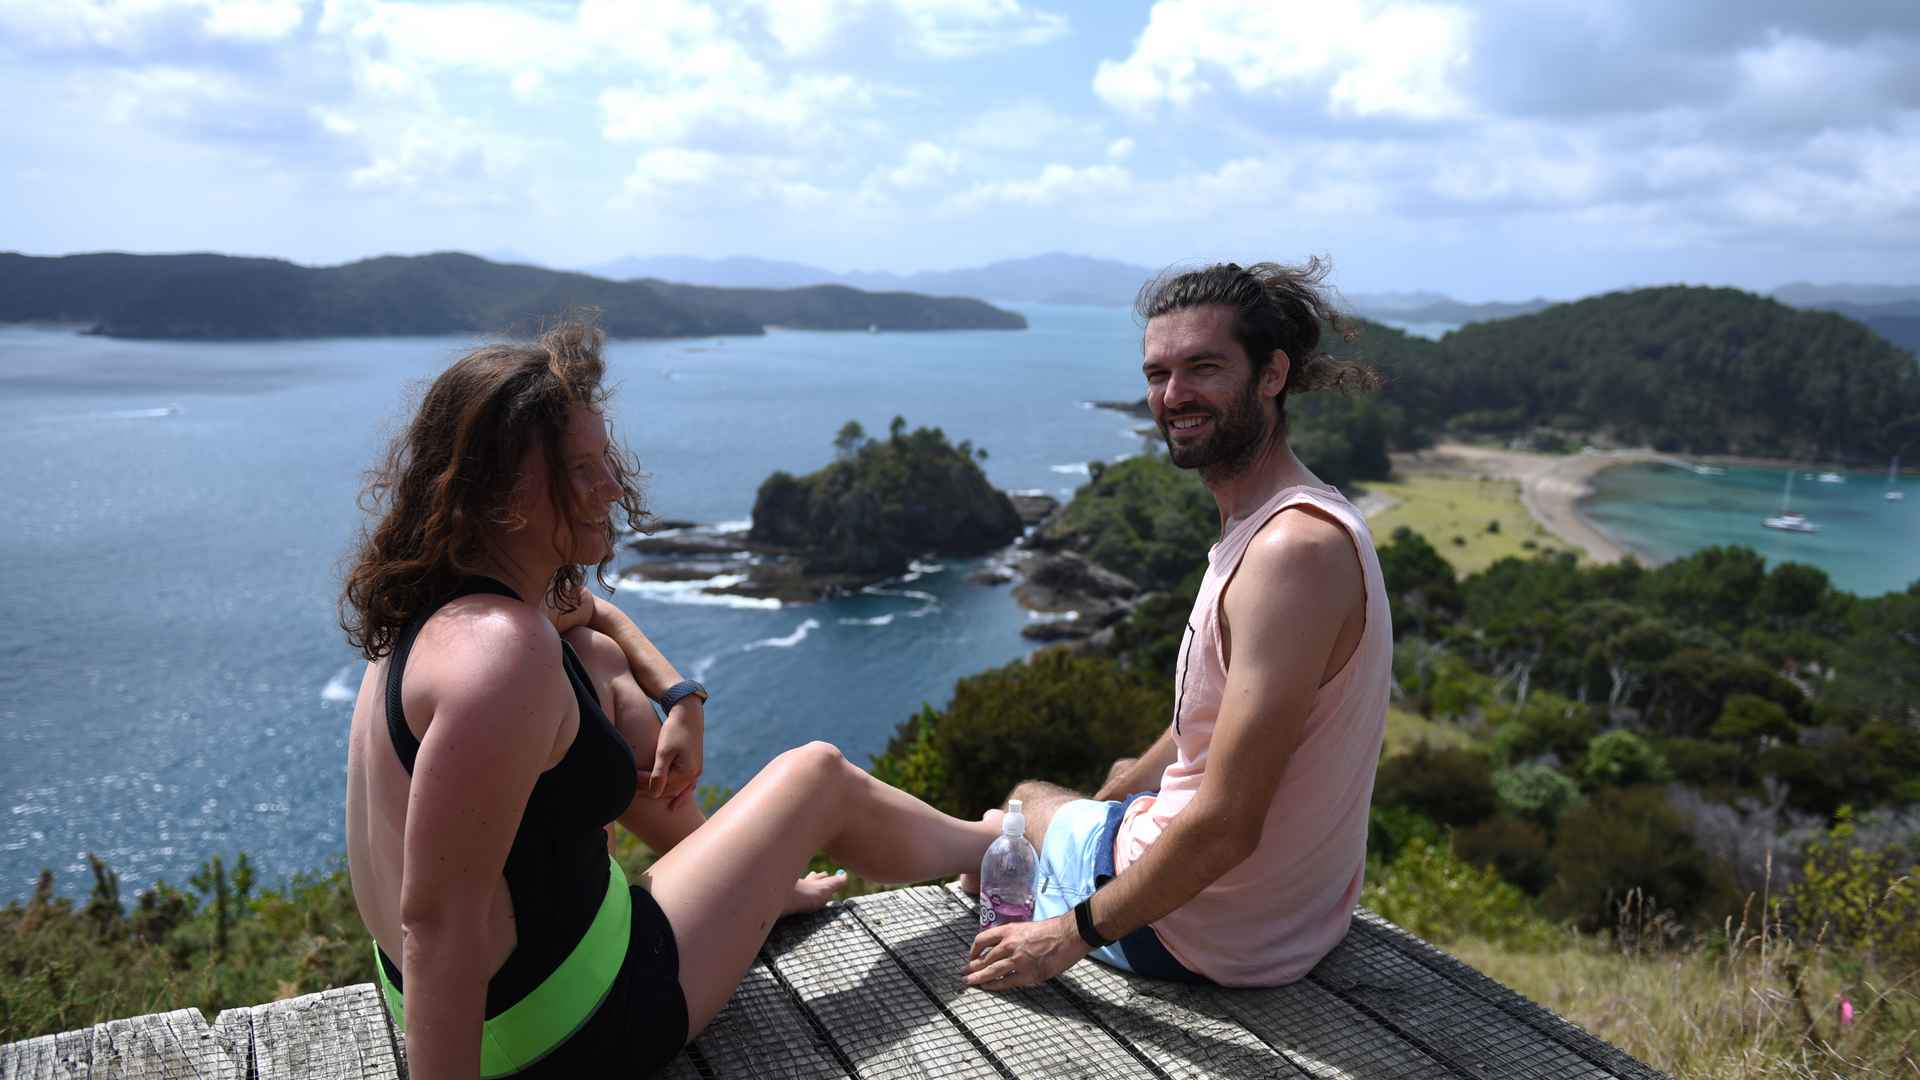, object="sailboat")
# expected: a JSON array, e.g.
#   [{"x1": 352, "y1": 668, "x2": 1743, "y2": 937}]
[
  {"x1": 1763, "y1": 469, "x2": 1818, "y2": 533},
  {"x1": 1889, "y1": 456, "x2": 1905, "y2": 502}
]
